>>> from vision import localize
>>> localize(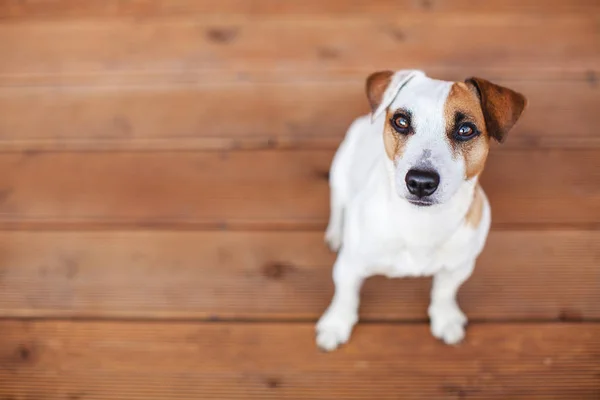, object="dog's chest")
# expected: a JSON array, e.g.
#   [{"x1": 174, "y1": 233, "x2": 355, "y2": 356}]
[
  {"x1": 353, "y1": 193, "x2": 467, "y2": 278},
  {"x1": 366, "y1": 243, "x2": 445, "y2": 278}
]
